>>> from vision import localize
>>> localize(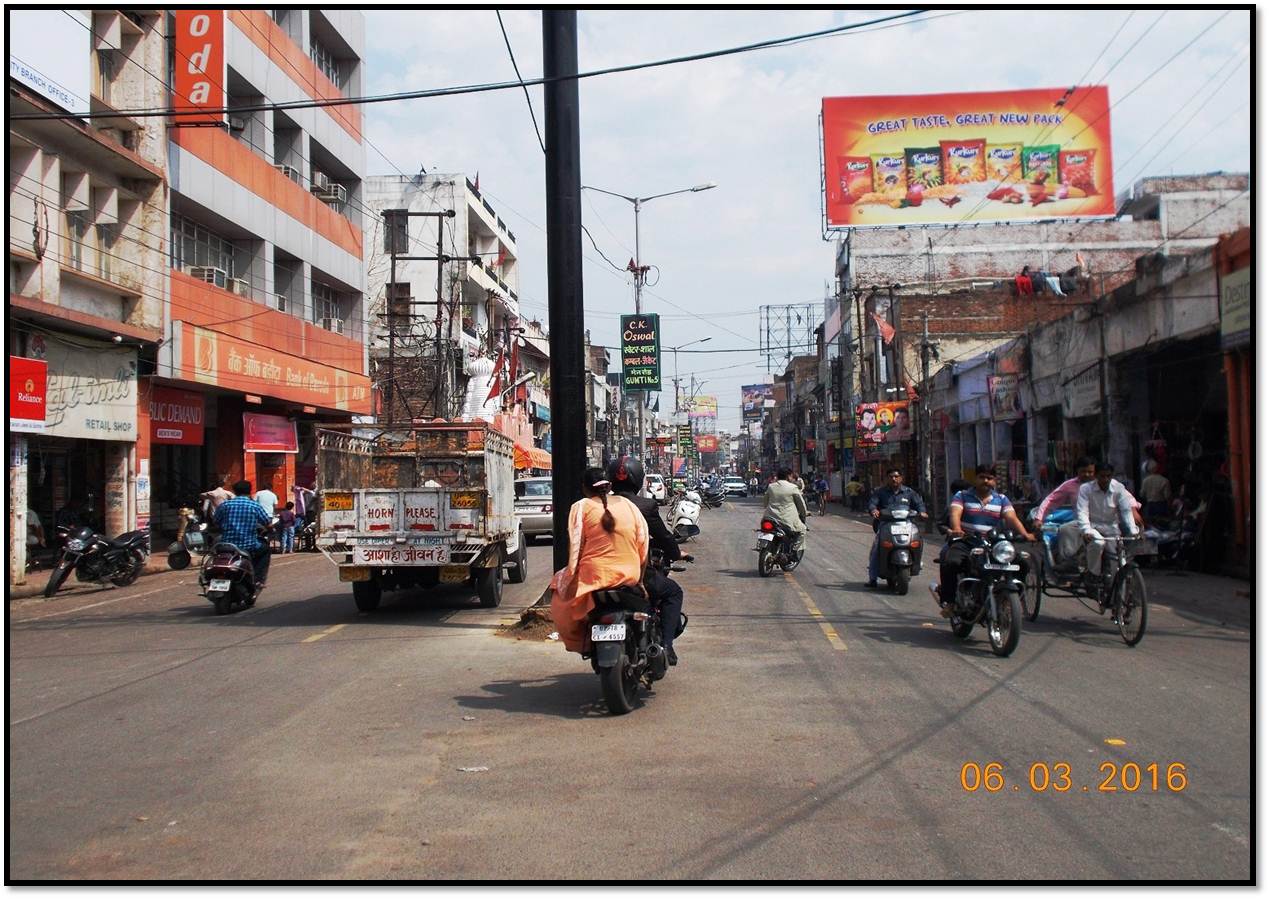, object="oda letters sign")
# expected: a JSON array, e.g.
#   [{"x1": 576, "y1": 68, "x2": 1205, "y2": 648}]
[
  {"x1": 173, "y1": 10, "x2": 225, "y2": 125},
  {"x1": 620, "y1": 313, "x2": 661, "y2": 392}
]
